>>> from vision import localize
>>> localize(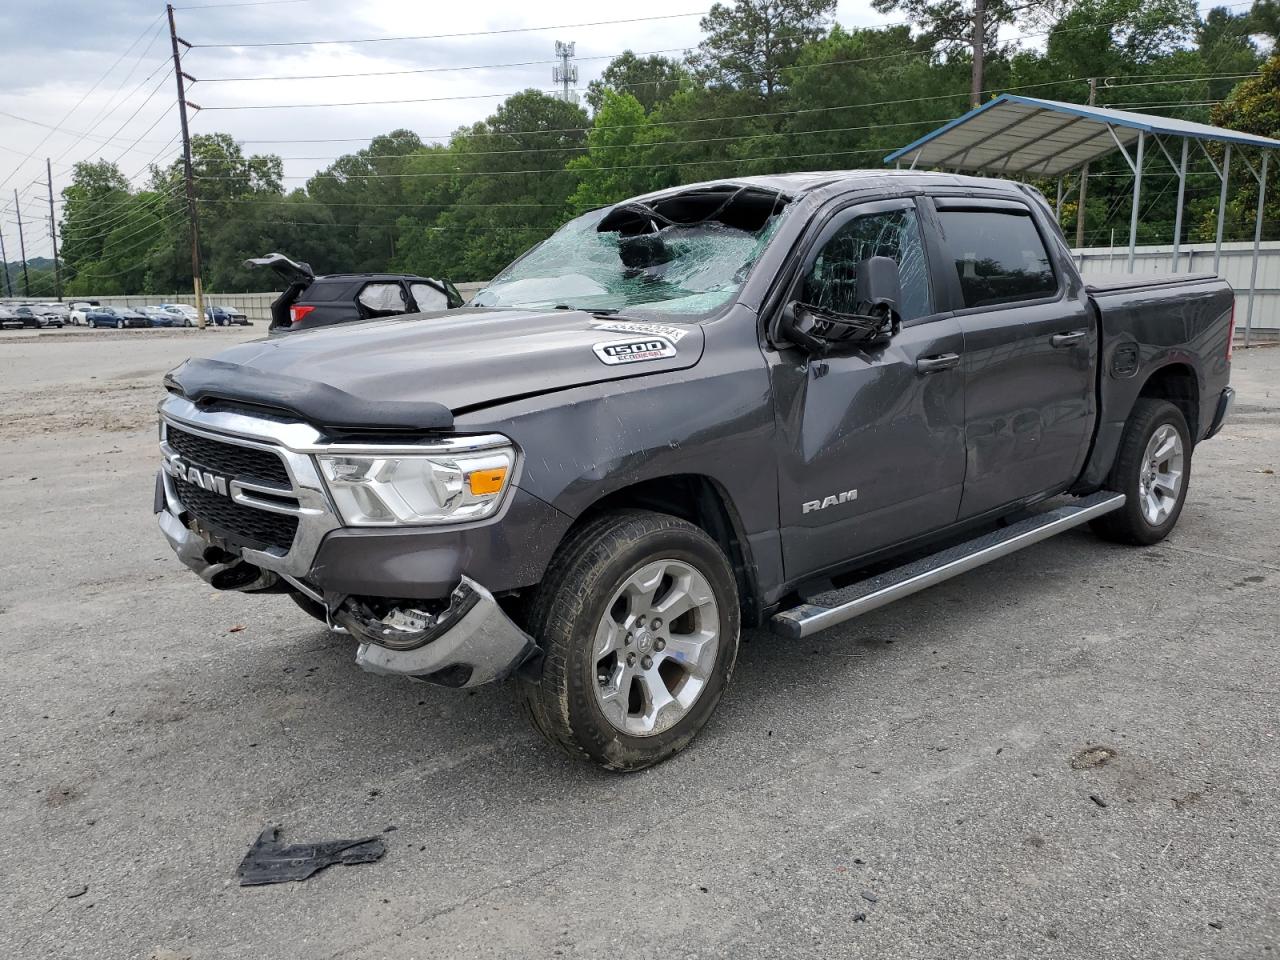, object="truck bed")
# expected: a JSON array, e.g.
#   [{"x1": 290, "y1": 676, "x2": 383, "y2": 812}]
[{"x1": 1083, "y1": 271, "x2": 1219, "y2": 294}]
